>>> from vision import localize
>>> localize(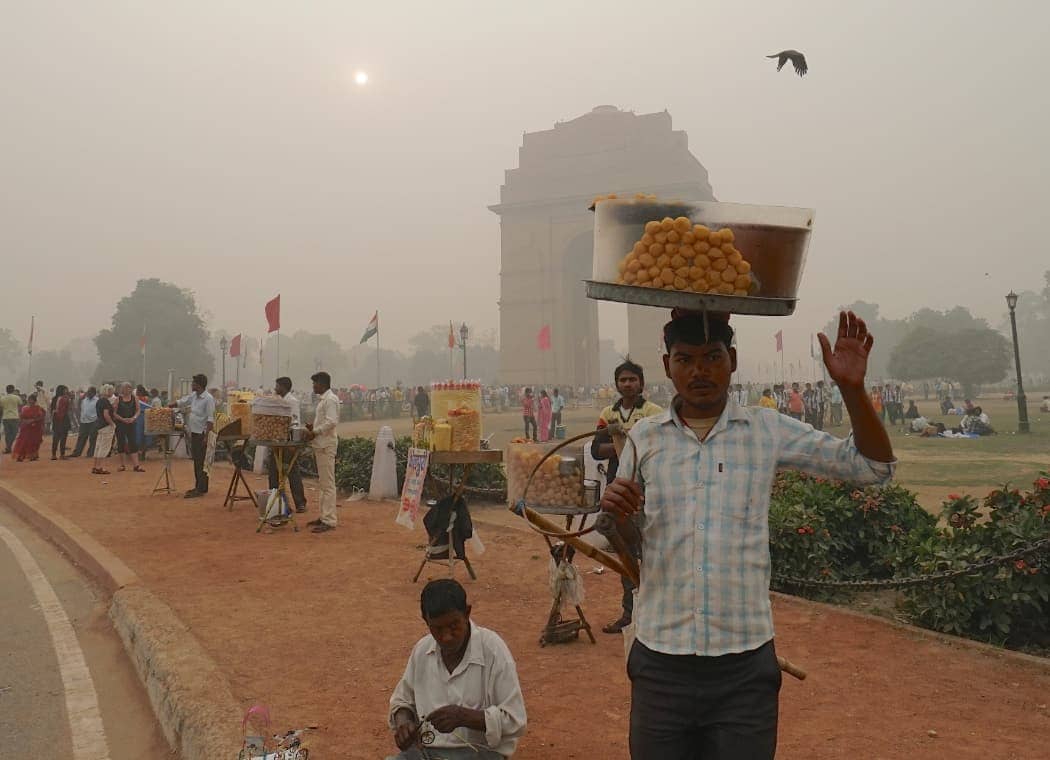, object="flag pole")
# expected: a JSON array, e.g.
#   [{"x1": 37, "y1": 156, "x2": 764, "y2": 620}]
[
  {"x1": 376, "y1": 312, "x2": 381, "y2": 390},
  {"x1": 276, "y1": 330, "x2": 280, "y2": 383},
  {"x1": 26, "y1": 316, "x2": 34, "y2": 392},
  {"x1": 142, "y1": 323, "x2": 147, "y2": 387}
]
